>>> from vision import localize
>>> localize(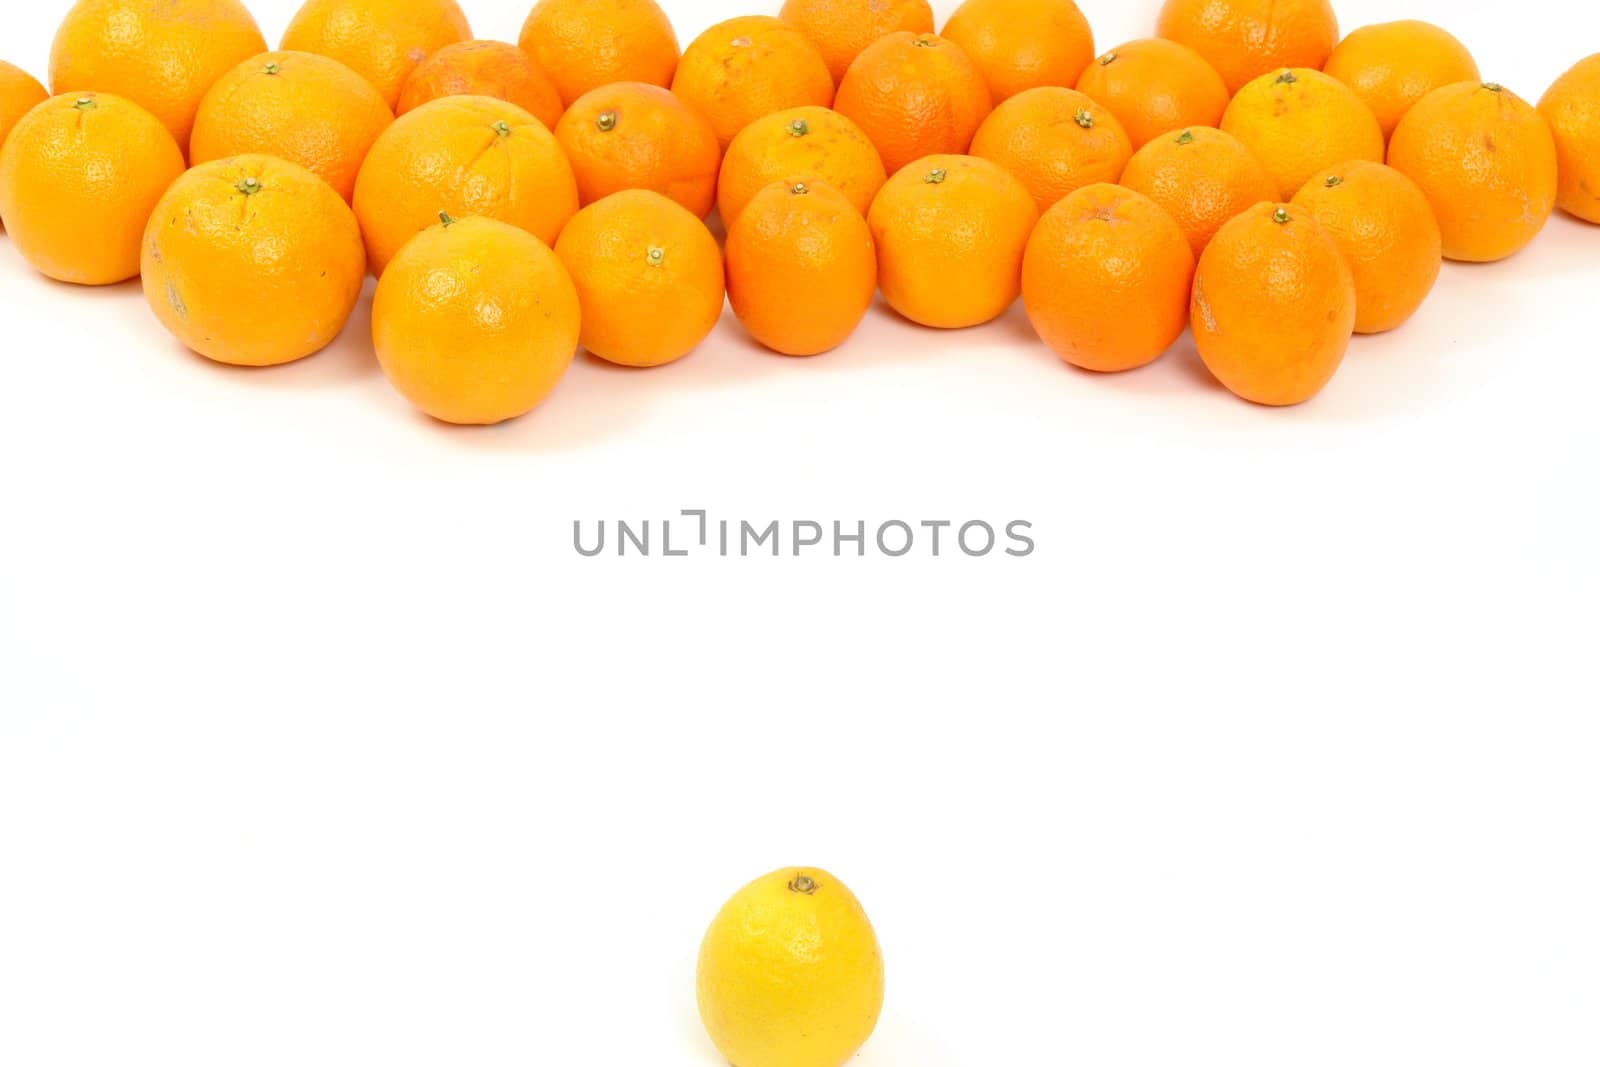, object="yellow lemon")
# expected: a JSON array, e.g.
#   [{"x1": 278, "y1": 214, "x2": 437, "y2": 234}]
[{"x1": 697, "y1": 868, "x2": 884, "y2": 1067}]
